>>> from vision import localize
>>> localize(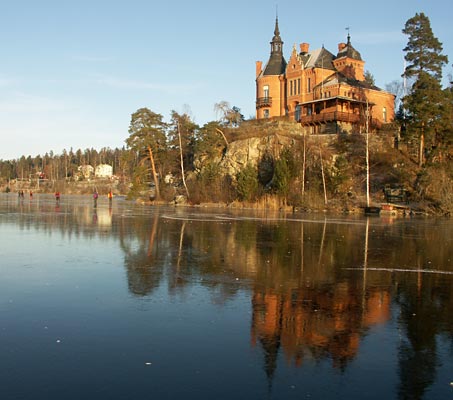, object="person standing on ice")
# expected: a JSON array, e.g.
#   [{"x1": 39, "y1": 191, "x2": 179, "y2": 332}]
[{"x1": 93, "y1": 190, "x2": 98, "y2": 208}]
